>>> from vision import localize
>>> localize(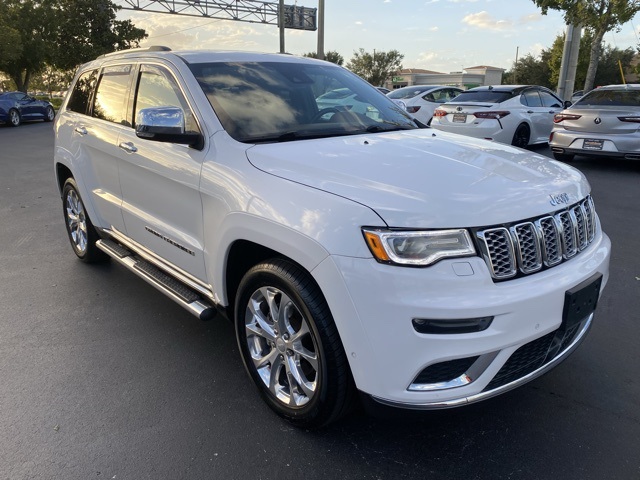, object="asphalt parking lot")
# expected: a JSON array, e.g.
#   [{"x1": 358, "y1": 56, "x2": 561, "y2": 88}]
[{"x1": 1, "y1": 121, "x2": 639, "y2": 480}]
